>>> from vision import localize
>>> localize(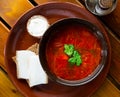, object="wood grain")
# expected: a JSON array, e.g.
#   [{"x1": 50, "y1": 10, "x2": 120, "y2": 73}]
[
  {"x1": 34, "y1": 0, "x2": 83, "y2": 6},
  {"x1": 0, "y1": 0, "x2": 33, "y2": 27},
  {"x1": 100, "y1": 0, "x2": 120, "y2": 37},
  {"x1": 92, "y1": 79, "x2": 120, "y2": 97},
  {"x1": 0, "y1": 69, "x2": 23, "y2": 97},
  {"x1": 107, "y1": 29, "x2": 120, "y2": 84},
  {"x1": 0, "y1": 21, "x2": 9, "y2": 70}
]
